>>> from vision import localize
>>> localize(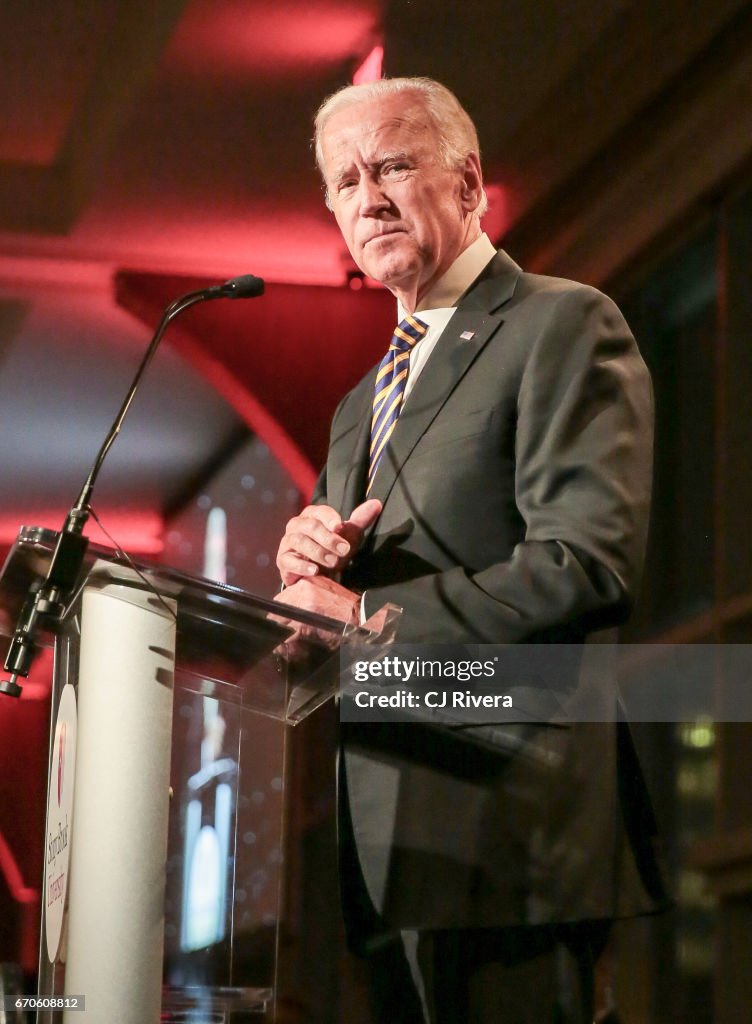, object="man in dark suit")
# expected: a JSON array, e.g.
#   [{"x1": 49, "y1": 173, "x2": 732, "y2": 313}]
[{"x1": 275, "y1": 77, "x2": 667, "y2": 1023}]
